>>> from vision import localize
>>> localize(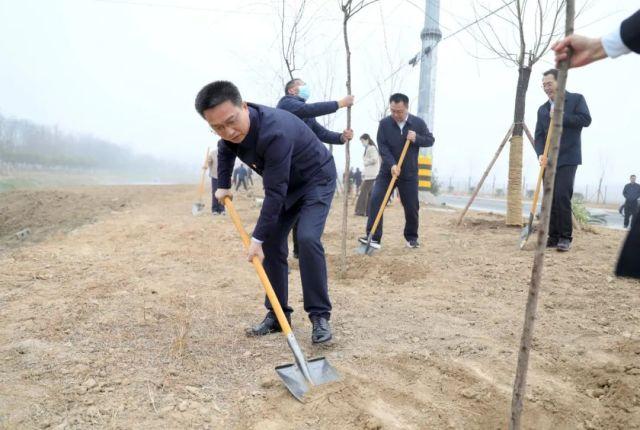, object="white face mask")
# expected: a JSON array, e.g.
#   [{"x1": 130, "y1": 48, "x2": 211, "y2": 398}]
[{"x1": 361, "y1": 140, "x2": 367, "y2": 148}]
